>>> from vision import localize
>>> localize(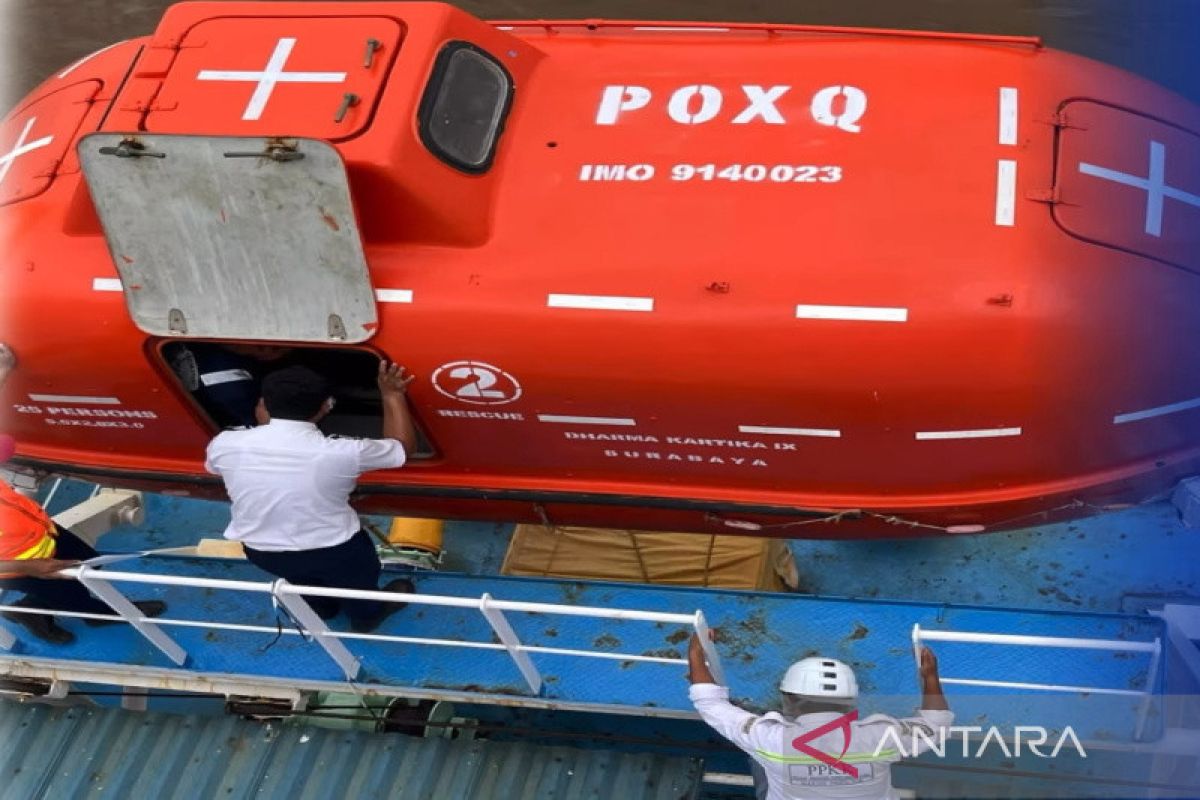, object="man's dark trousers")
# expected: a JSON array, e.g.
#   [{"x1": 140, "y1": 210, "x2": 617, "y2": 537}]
[
  {"x1": 243, "y1": 529, "x2": 382, "y2": 623},
  {"x1": 0, "y1": 526, "x2": 110, "y2": 614}
]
